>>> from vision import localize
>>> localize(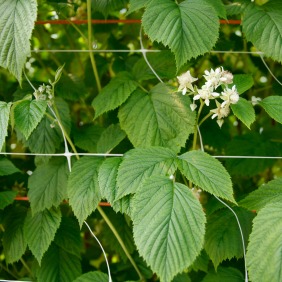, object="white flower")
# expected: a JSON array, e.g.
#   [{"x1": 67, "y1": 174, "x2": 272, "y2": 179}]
[
  {"x1": 190, "y1": 103, "x2": 197, "y2": 111},
  {"x1": 204, "y1": 67, "x2": 222, "y2": 89},
  {"x1": 220, "y1": 70, "x2": 233, "y2": 84},
  {"x1": 177, "y1": 70, "x2": 198, "y2": 95},
  {"x1": 220, "y1": 85, "x2": 239, "y2": 107},
  {"x1": 251, "y1": 96, "x2": 262, "y2": 105},
  {"x1": 194, "y1": 85, "x2": 220, "y2": 106},
  {"x1": 210, "y1": 100, "x2": 230, "y2": 120},
  {"x1": 217, "y1": 119, "x2": 224, "y2": 128}
]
